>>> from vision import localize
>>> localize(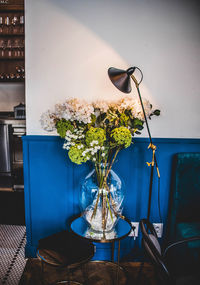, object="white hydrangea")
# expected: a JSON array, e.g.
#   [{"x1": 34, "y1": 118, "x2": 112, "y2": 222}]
[
  {"x1": 50, "y1": 99, "x2": 94, "y2": 124},
  {"x1": 64, "y1": 98, "x2": 95, "y2": 124},
  {"x1": 40, "y1": 110, "x2": 56, "y2": 131},
  {"x1": 54, "y1": 103, "x2": 67, "y2": 119},
  {"x1": 118, "y1": 95, "x2": 151, "y2": 121},
  {"x1": 93, "y1": 100, "x2": 110, "y2": 113}
]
